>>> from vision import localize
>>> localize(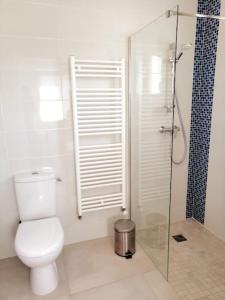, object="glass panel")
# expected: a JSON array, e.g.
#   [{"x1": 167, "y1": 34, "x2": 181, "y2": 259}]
[{"x1": 130, "y1": 7, "x2": 178, "y2": 279}]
